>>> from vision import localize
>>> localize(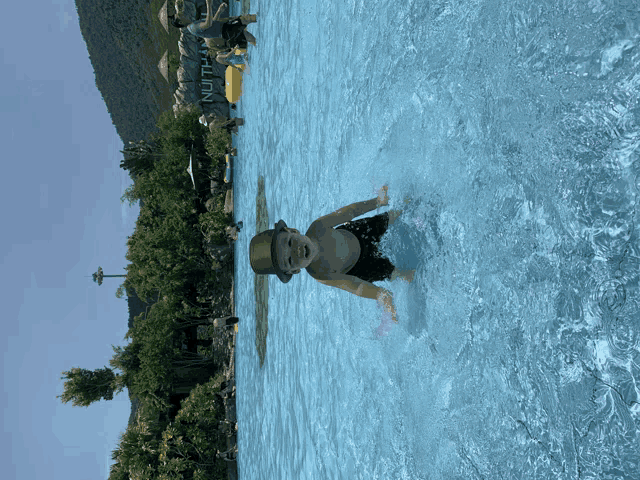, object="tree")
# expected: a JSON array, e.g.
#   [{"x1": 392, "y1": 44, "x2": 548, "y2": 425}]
[
  {"x1": 58, "y1": 367, "x2": 123, "y2": 407},
  {"x1": 92, "y1": 266, "x2": 127, "y2": 286},
  {"x1": 158, "y1": 380, "x2": 228, "y2": 480},
  {"x1": 115, "y1": 284, "x2": 126, "y2": 298},
  {"x1": 120, "y1": 140, "x2": 158, "y2": 177},
  {"x1": 107, "y1": 461, "x2": 129, "y2": 480},
  {"x1": 110, "y1": 425, "x2": 160, "y2": 480},
  {"x1": 110, "y1": 342, "x2": 143, "y2": 388}
]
